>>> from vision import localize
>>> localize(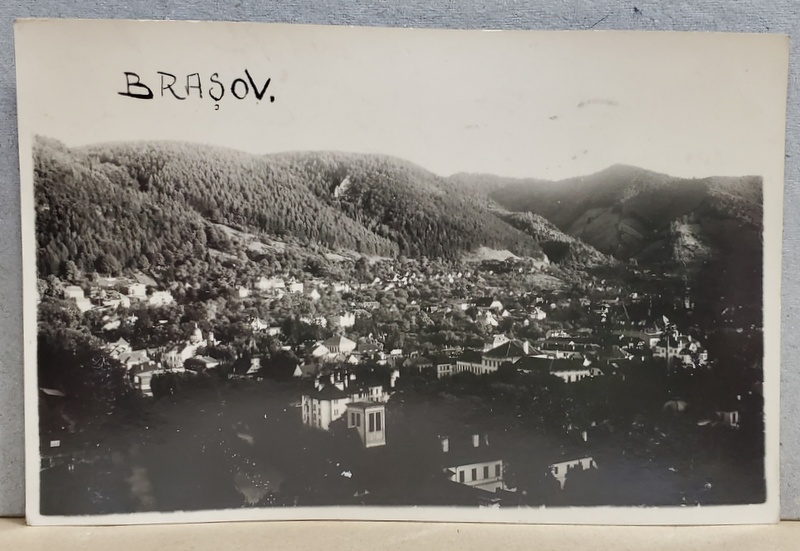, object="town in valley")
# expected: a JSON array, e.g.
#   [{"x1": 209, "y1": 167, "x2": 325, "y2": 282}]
[{"x1": 34, "y1": 139, "x2": 765, "y2": 513}]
